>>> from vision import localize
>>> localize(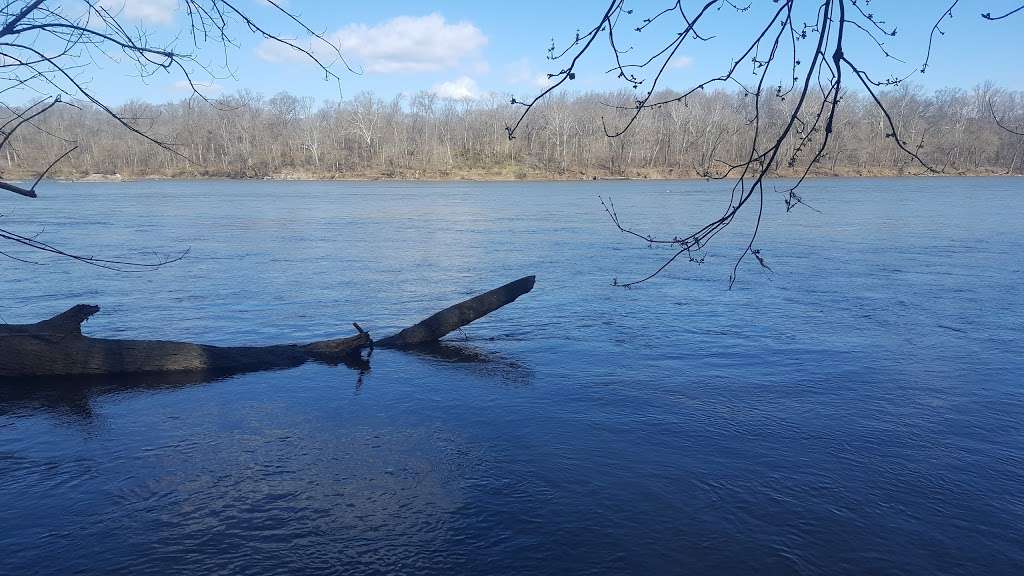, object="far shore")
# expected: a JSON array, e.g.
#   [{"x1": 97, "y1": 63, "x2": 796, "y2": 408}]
[{"x1": 5, "y1": 167, "x2": 1019, "y2": 184}]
